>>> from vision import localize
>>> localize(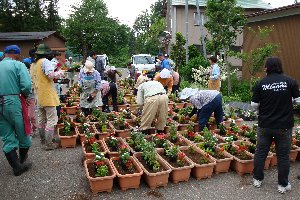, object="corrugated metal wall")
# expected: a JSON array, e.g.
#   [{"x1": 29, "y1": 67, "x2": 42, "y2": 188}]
[{"x1": 243, "y1": 14, "x2": 300, "y2": 82}]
